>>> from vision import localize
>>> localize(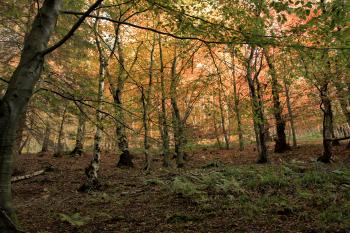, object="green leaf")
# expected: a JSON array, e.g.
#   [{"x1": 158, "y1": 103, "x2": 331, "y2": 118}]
[{"x1": 58, "y1": 213, "x2": 90, "y2": 227}]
